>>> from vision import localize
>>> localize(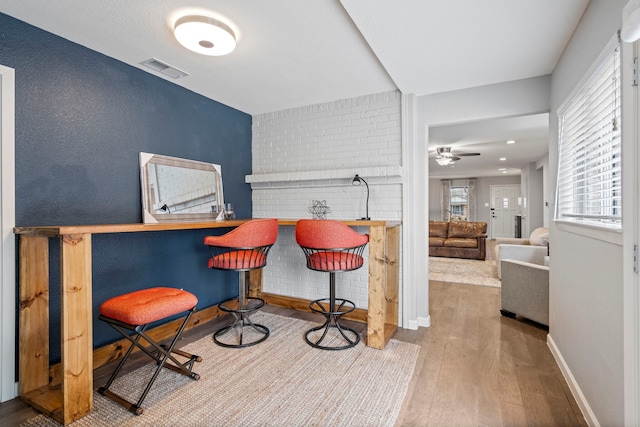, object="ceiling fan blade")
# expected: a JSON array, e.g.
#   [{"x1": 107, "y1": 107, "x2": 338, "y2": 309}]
[{"x1": 455, "y1": 152, "x2": 481, "y2": 156}]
